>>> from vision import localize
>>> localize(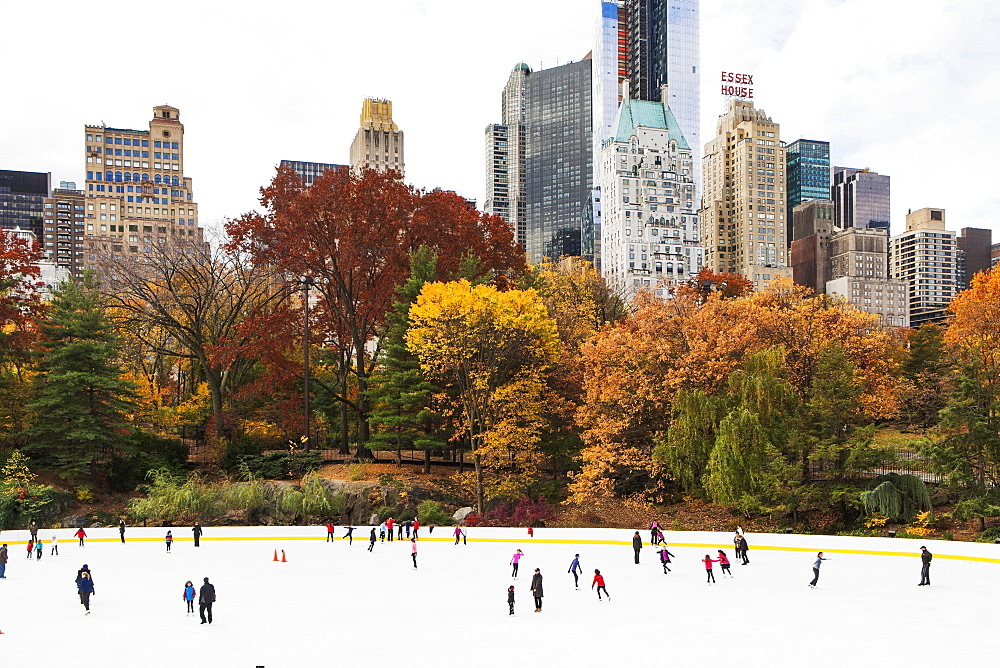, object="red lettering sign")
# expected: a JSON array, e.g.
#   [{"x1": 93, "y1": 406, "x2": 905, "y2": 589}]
[{"x1": 720, "y1": 72, "x2": 755, "y2": 99}]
